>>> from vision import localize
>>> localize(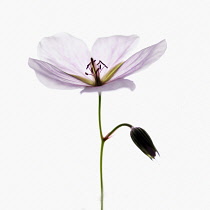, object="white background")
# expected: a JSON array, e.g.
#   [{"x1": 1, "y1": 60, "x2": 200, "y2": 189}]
[{"x1": 0, "y1": 0, "x2": 210, "y2": 209}]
